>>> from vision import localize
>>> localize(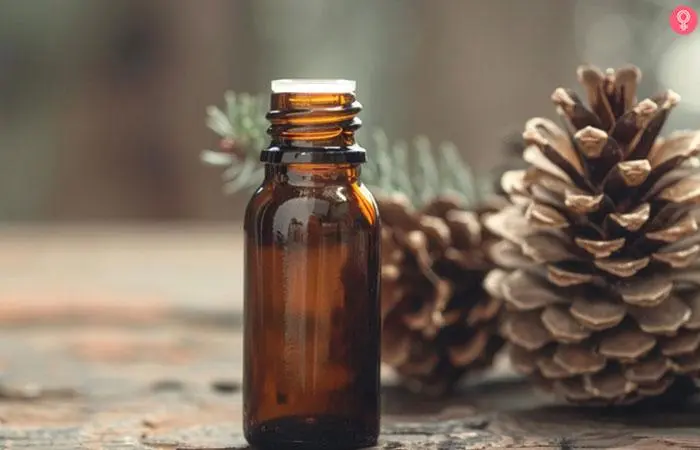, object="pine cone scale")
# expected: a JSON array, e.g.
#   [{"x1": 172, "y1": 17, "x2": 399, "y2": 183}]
[{"x1": 661, "y1": 330, "x2": 700, "y2": 356}]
